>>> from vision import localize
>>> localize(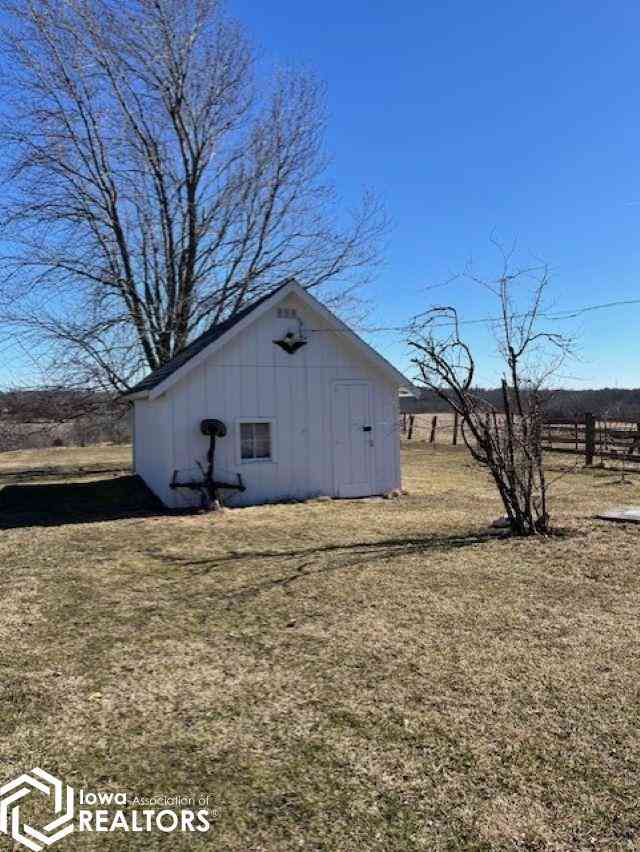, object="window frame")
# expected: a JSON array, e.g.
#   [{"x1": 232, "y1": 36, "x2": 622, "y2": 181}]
[{"x1": 236, "y1": 418, "x2": 276, "y2": 464}]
